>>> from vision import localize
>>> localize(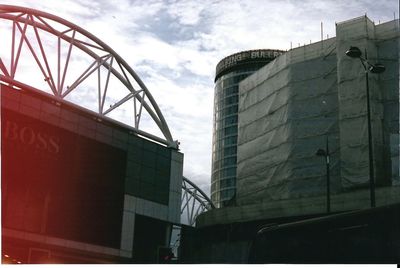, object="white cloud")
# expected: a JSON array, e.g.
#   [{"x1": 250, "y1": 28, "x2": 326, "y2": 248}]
[{"x1": 166, "y1": 0, "x2": 205, "y2": 26}]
